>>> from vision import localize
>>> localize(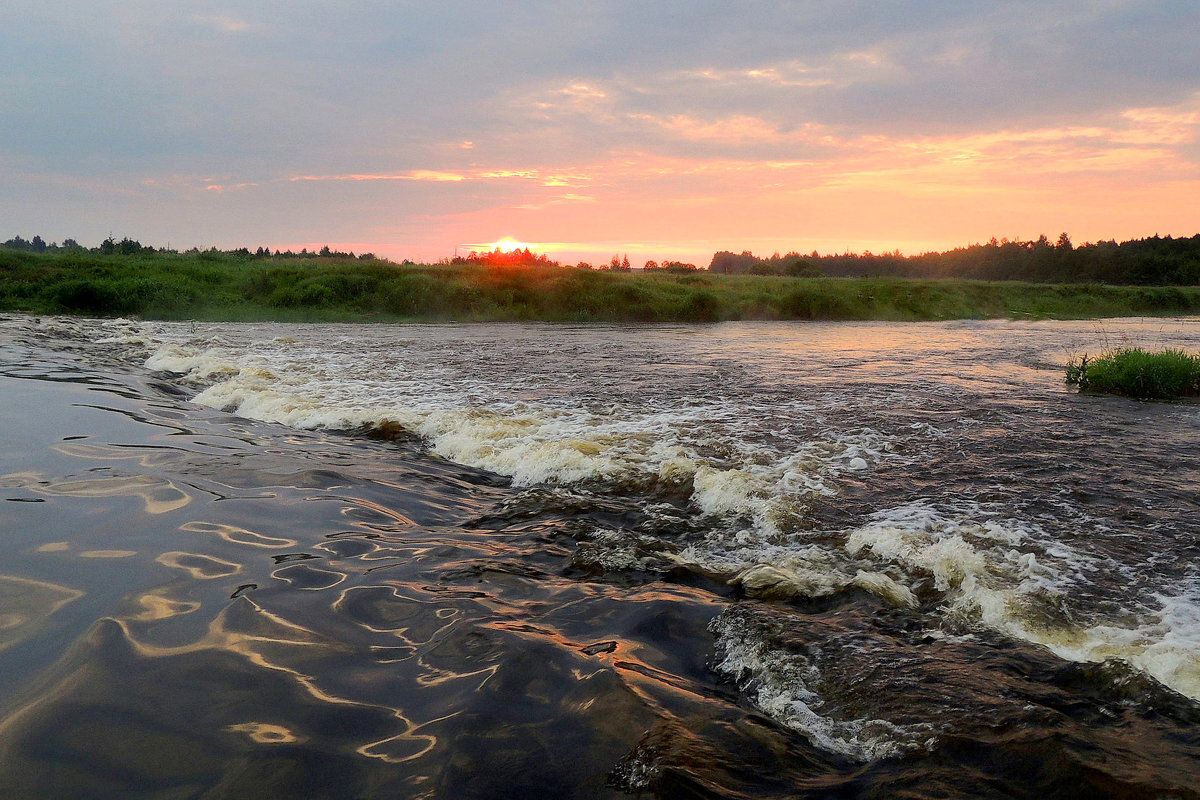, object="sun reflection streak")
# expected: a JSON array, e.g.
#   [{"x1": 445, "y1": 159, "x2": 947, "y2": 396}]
[
  {"x1": 108, "y1": 600, "x2": 440, "y2": 764},
  {"x1": 3, "y1": 472, "x2": 191, "y2": 515},
  {"x1": 0, "y1": 575, "x2": 84, "y2": 653}
]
